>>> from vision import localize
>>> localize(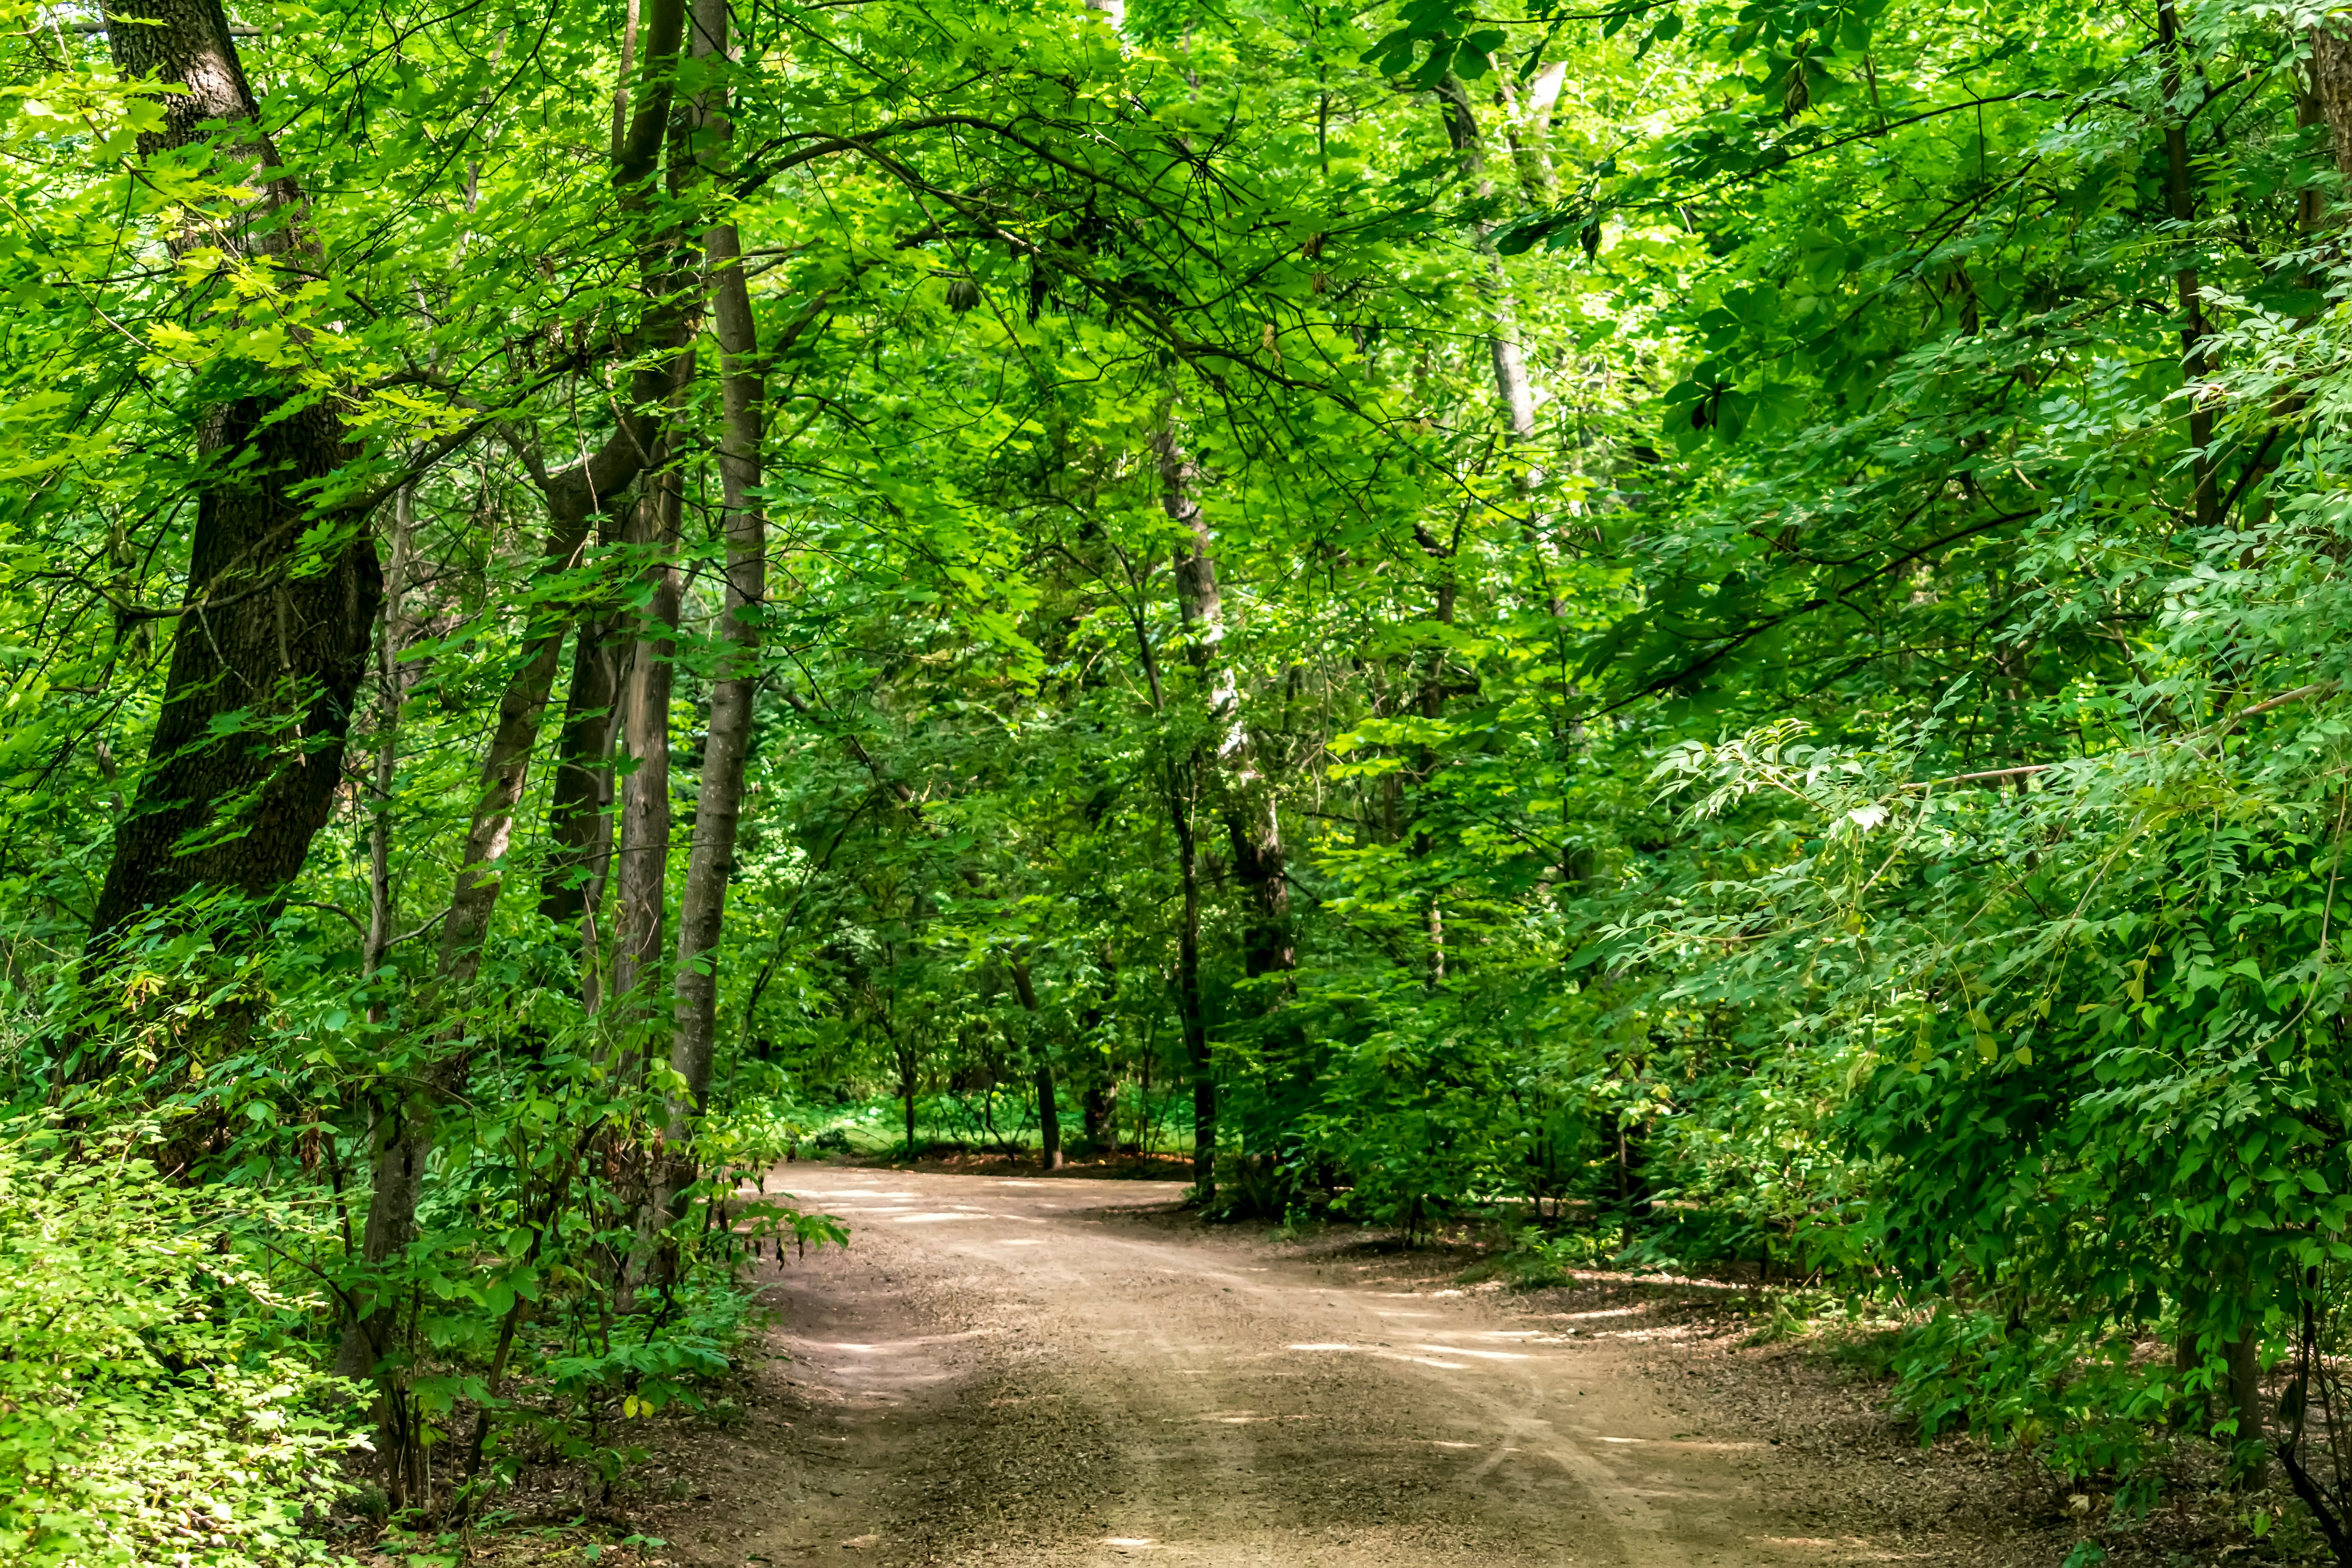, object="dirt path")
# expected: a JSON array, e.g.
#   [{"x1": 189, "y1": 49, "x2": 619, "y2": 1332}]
[{"x1": 642, "y1": 1166, "x2": 1832, "y2": 1568}]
